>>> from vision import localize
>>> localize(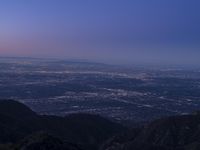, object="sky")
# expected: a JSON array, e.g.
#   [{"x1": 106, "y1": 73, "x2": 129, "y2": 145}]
[{"x1": 0, "y1": 0, "x2": 200, "y2": 65}]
